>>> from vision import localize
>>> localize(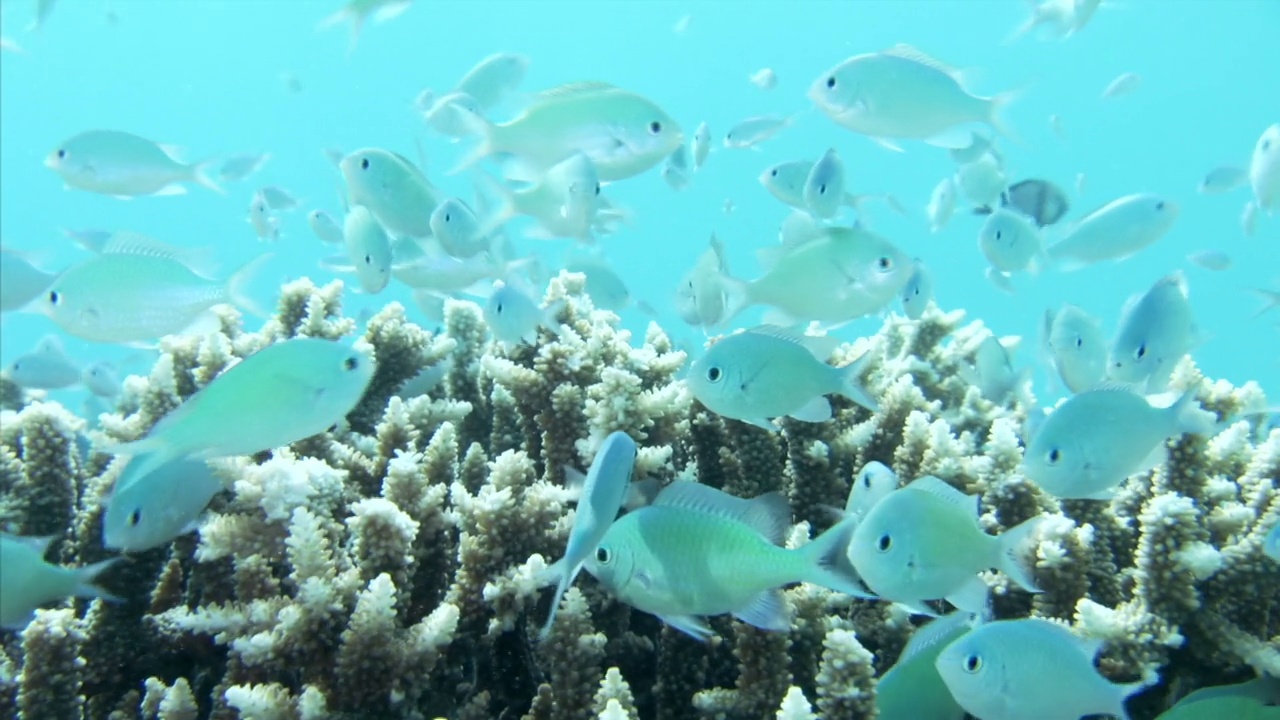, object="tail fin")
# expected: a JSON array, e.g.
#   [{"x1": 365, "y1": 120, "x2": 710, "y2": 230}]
[
  {"x1": 718, "y1": 273, "x2": 753, "y2": 327},
  {"x1": 538, "y1": 558, "x2": 581, "y2": 640},
  {"x1": 227, "y1": 252, "x2": 275, "y2": 319},
  {"x1": 996, "y1": 515, "x2": 1045, "y2": 592},
  {"x1": 189, "y1": 158, "x2": 226, "y2": 195},
  {"x1": 471, "y1": 171, "x2": 519, "y2": 238},
  {"x1": 836, "y1": 352, "x2": 879, "y2": 412},
  {"x1": 70, "y1": 557, "x2": 124, "y2": 604},
  {"x1": 1171, "y1": 389, "x2": 1217, "y2": 437},
  {"x1": 448, "y1": 106, "x2": 497, "y2": 176},
  {"x1": 797, "y1": 517, "x2": 877, "y2": 600},
  {"x1": 987, "y1": 82, "x2": 1031, "y2": 147}
]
